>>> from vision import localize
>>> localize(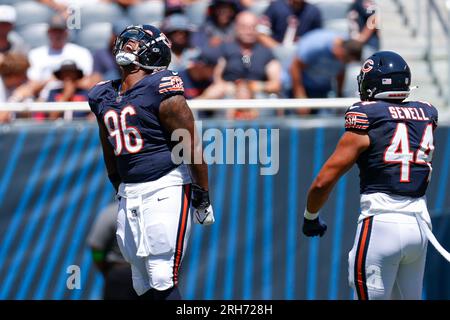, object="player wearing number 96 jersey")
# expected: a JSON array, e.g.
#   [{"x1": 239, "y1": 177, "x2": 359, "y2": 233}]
[
  {"x1": 303, "y1": 51, "x2": 449, "y2": 300},
  {"x1": 88, "y1": 24, "x2": 214, "y2": 300}
]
